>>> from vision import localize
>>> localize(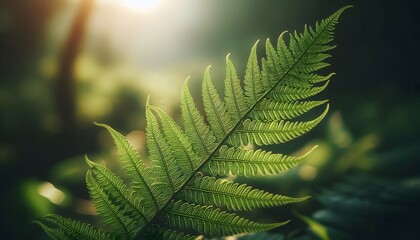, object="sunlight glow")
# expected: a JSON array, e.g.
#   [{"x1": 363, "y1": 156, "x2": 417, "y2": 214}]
[
  {"x1": 122, "y1": 0, "x2": 160, "y2": 11},
  {"x1": 38, "y1": 182, "x2": 66, "y2": 205},
  {"x1": 299, "y1": 165, "x2": 317, "y2": 181}
]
